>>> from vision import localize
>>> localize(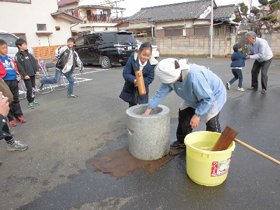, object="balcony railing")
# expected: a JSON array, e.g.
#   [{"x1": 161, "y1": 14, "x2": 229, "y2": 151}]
[{"x1": 86, "y1": 14, "x2": 112, "y2": 23}]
